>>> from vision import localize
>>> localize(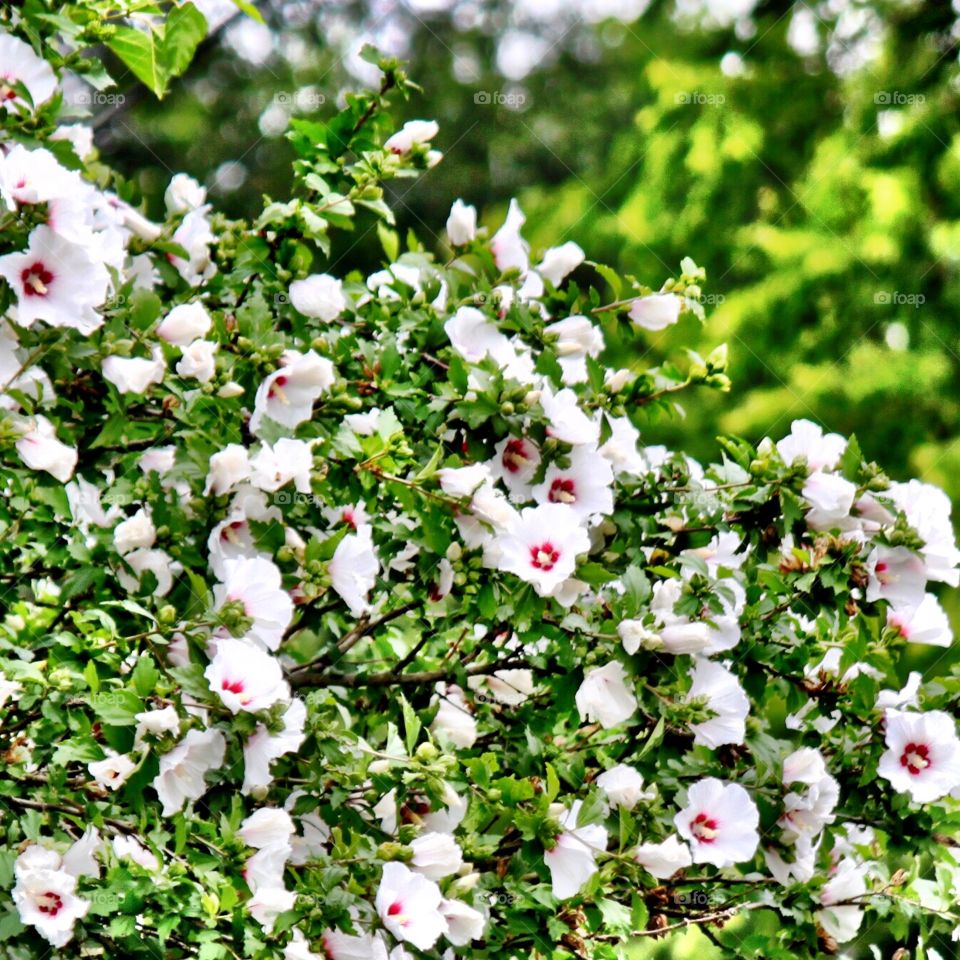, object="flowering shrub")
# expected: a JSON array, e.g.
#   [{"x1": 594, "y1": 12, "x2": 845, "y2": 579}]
[{"x1": 2, "y1": 4, "x2": 960, "y2": 959}]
